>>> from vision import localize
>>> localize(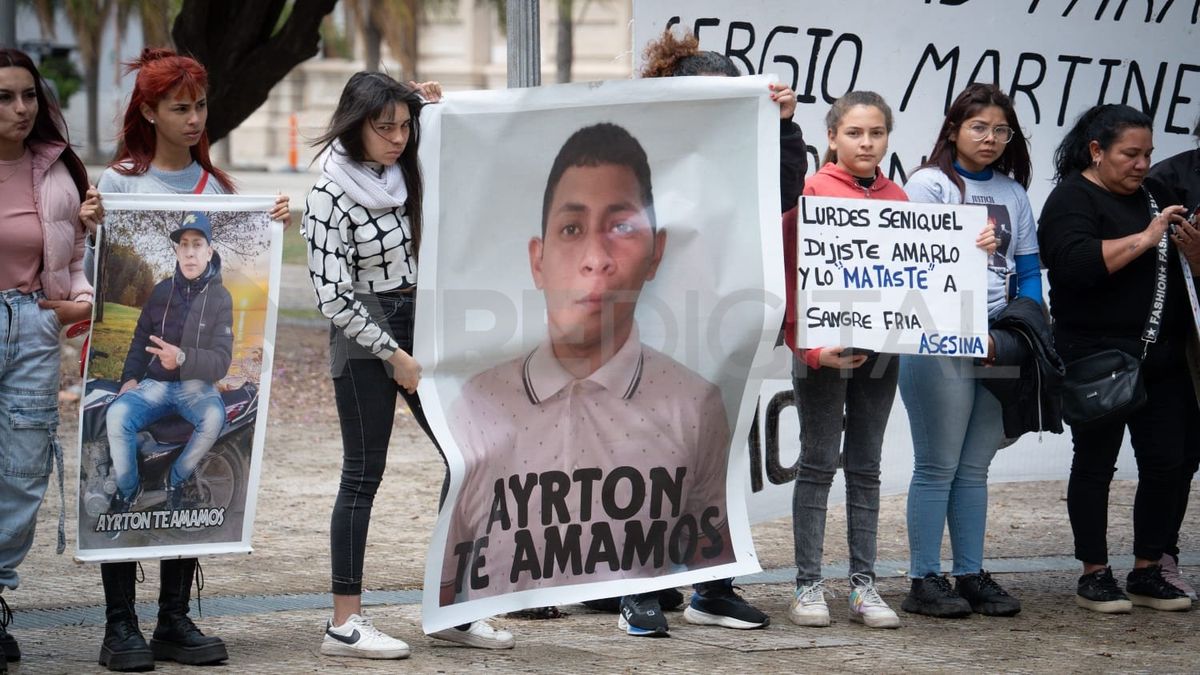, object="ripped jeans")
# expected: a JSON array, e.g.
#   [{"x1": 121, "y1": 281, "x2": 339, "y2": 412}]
[
  {"x1": 106, "y1": 378, "x2": 225, "y2": 498},
  {"x1": 0, "y1": 289, "x2": 63, "y2": 592}
]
